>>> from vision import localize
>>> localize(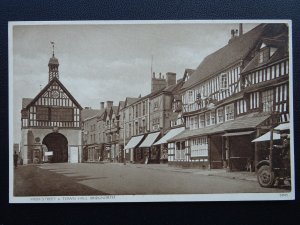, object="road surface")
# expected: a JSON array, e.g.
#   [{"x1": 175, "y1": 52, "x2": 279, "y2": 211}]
[{"x1": 13, "y1": 162, "x2": 289, "y2": 195}]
